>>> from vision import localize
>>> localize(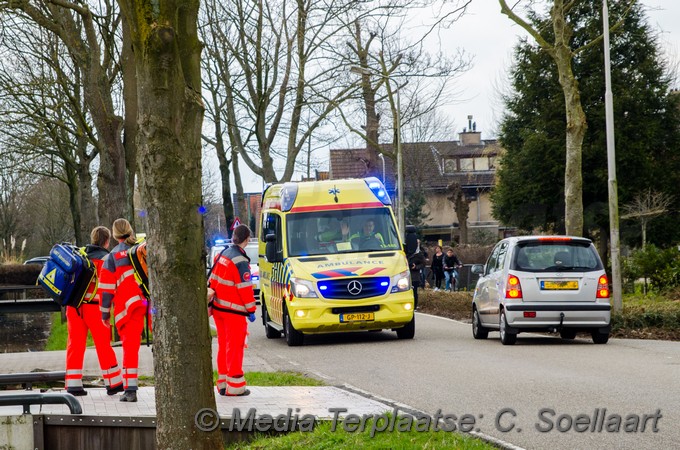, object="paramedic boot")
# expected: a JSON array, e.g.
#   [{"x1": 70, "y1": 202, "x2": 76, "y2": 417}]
[{"x1": 120, "y1": 390, "x2": 137, "y2": 402}]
